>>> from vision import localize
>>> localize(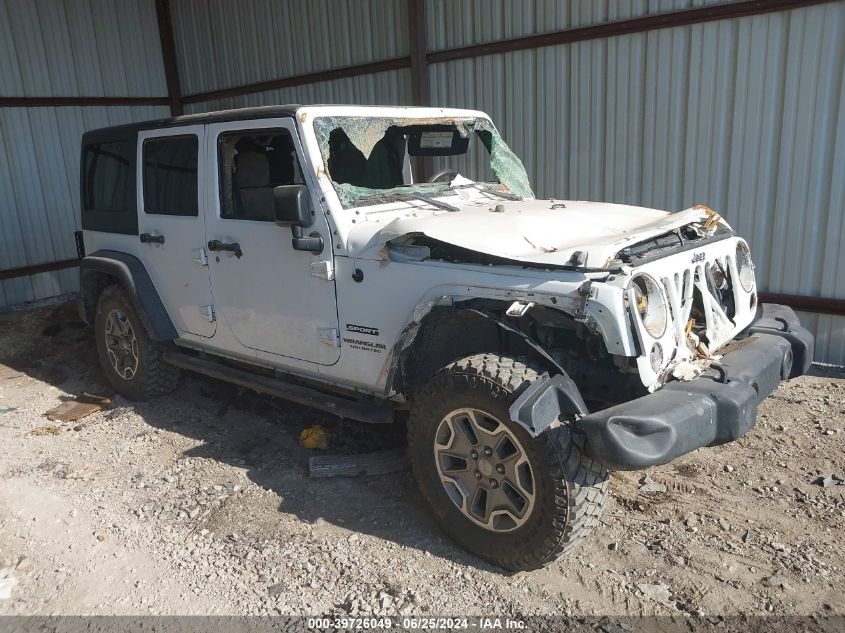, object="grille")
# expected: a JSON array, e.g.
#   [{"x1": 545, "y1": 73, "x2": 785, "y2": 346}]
[{"x1": 661, "y1": 252, "x2": 743, "y2": 359}]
